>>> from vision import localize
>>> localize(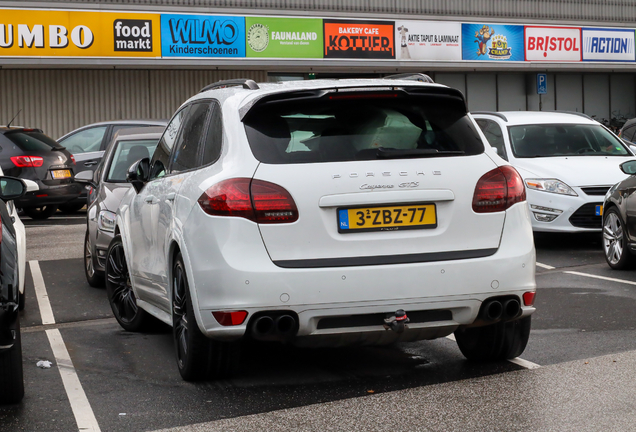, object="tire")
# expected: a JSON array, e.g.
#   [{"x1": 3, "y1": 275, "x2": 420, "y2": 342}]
[
  {"x1": 84, "y1": 231, "x2": 105, "y2": 288},
  {"x1": 603, "y1": 207, "x2": 636, "y2": 270},
  {"x1": 0, "y1": 315, "x2": 25, "y2": 404},
  {"x1": 172, "y1": 252, "x2": 240, "y2": 381},
  {"x1": 22, "y1": 205, "x2": 58, "y2": 220},
  {"x1": 105, "y1": 235, "x2": 150, "y2": 332},
  {"x1": 455, "y1": 316, "x2": 531, "y2": 362},
  {"x1": 59, "y1": 203, "x2": 85, "y2": 214}
]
